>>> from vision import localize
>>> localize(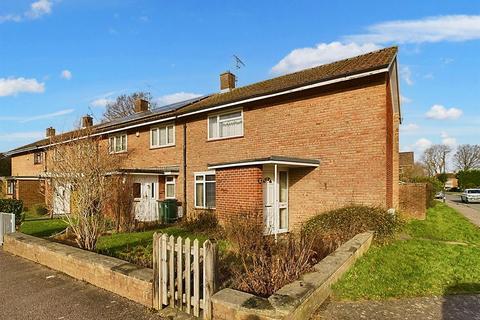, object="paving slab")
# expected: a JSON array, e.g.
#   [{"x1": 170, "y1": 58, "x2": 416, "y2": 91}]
[{"x1": 0, "y1": 248, "x2": 192, "y2": 320}]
